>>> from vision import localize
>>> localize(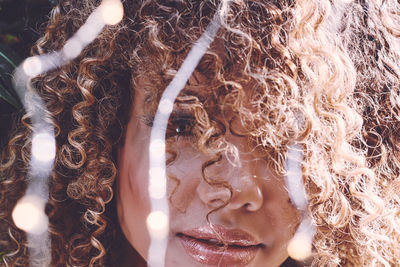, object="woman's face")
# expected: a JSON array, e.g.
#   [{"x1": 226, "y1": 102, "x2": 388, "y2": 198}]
[{"x1": 117, "y1": 78, "x2": 300, "y2": 267}]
